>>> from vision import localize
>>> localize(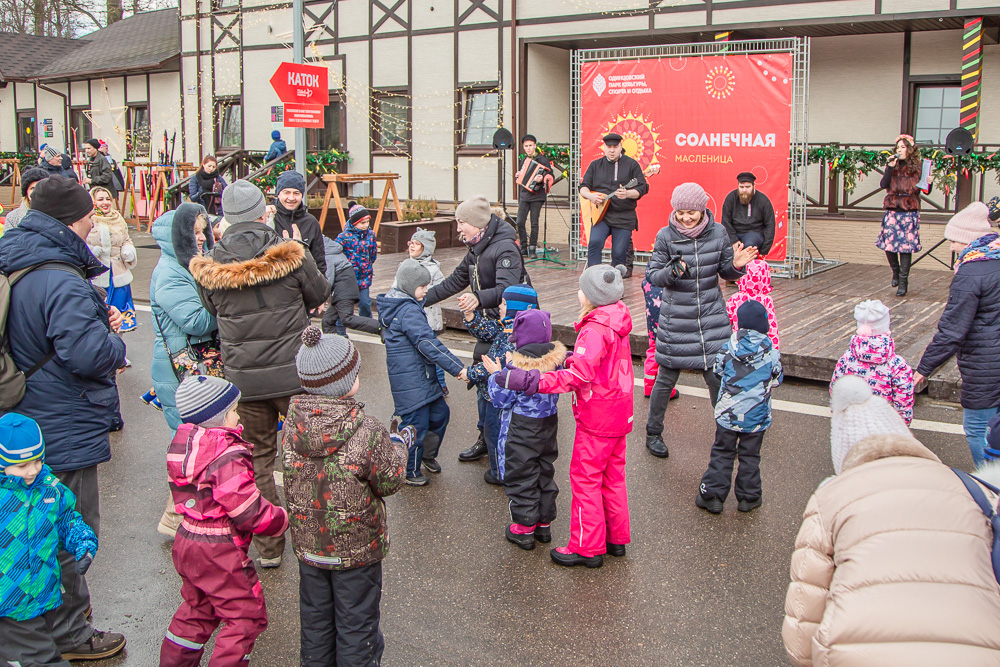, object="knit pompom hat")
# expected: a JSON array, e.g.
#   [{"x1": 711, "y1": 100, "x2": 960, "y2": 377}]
[
  {"x1": 296, "y1": 325, "x2": 361, "y2": 397},
  {"x1": 945, "y1": 201, "x2": 993, "y2": 245},
  {"x1": 176, "y1": 375, "x2": 242, "y2": 428},
  {"x1": 347, "y1": 201, "x2": 371, "y2": 228},
  {"x1": 455, "y1": 195, "x2": 492, "y2": 229},
  {"x1": 671, "y1": 182, "x2": 709, "y2": 212},
  {"x1": 579, "y1": 264, "x2": 626, "y2": 307},
  {"x1": 854, "y1": 299, "x2": 890, "y2": 336},
  {"x1": 830, "y1": 375, "x2": 912, "y2": 475},
  {"x1": 409, "y1": 228, "x2": 436, "y2": 257},
  {"x1": 0, "y1": 414, "x2": 44, "y2": 466}
]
